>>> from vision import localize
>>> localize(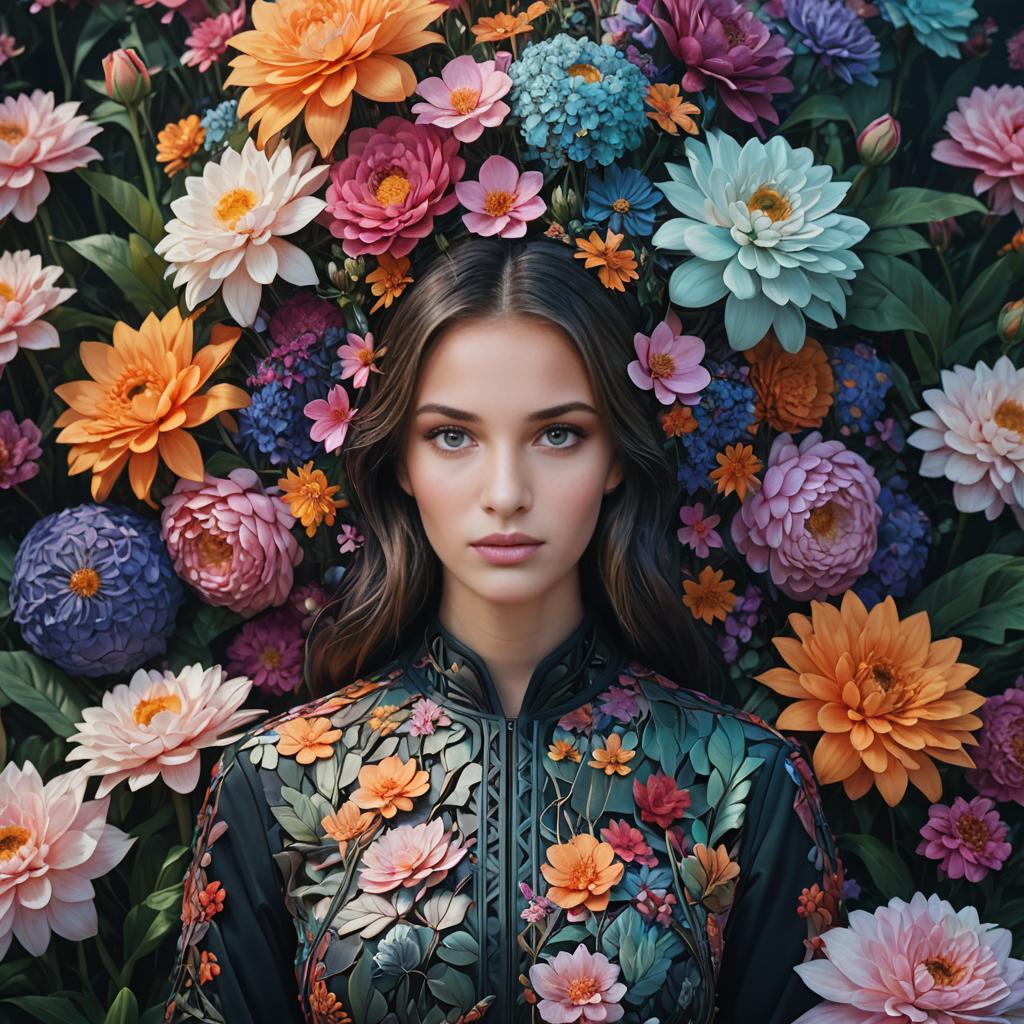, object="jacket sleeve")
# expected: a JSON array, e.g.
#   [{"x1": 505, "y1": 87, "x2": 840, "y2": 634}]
[
  {"x1": 714, "y1": 735, "x2": 845, "y2": 1024},
  {"x1": 163, "y1": 744, "x2": 304, "y2": 1024}
]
